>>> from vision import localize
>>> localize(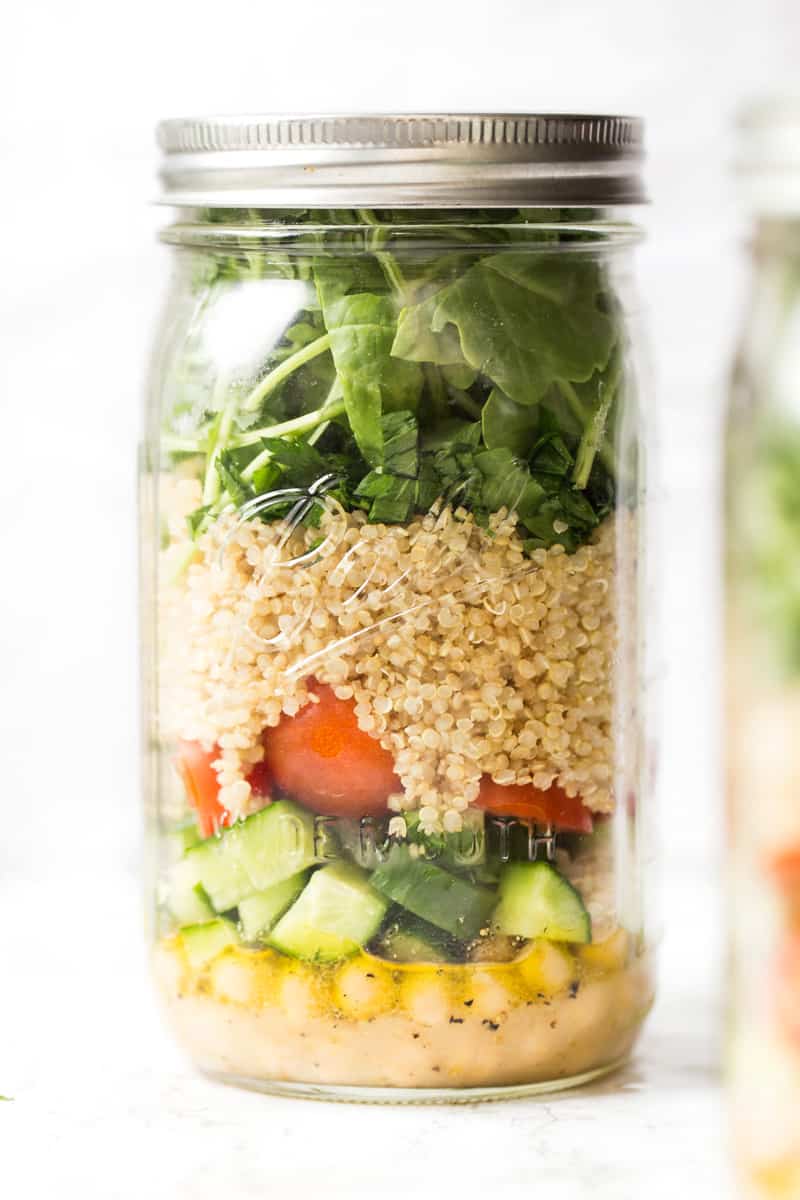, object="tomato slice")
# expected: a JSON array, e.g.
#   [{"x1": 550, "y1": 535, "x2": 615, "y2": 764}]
[
  {"x1": 475, "y1": 777, "x2": 594, "y2": 833},
  {"x1": 261, "y1": 681, "x2": 401, "y2": 817},
  {"x1": 176, "y1": 740, "x2": 232, "y2": 838}
]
